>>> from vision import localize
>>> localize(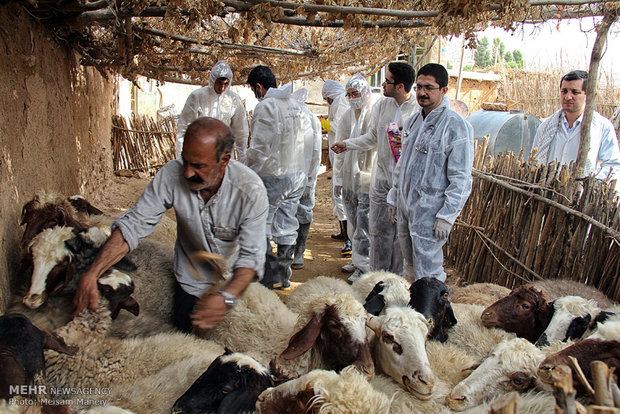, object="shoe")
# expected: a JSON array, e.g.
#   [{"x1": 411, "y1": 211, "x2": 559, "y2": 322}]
[
  {"x1": 292, "y1": 223, "x2": 310, "y2": 269},
  {"x1": 347, "y1": 269, "x2": 364, "y2": 285},
  {"x1": 341, "y1": 262, "x2": 356, "y2": 273},
  {"x1": 341, "y1": 239, "x2": 352, "y2": 256},
  {"x1": 277, "y1": 244, "x2": 295, "y2": 290},
  {"x1": 331, "y1": 220, "x2": 347, "y2": 240}
]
